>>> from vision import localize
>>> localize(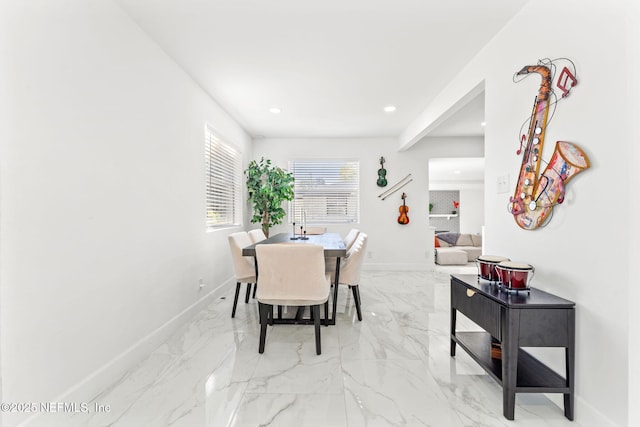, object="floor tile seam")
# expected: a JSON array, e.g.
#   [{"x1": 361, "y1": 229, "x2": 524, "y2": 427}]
[
  {"x1": 168, "y1": 327, "x2": 259, "y2": 371},
  {"x1": 339, "y1": 356, "x2": 423, "y2": 364},
  {"x1": 222, "y1": 382, "x2": 252, "y2": 427},
  {"x1": 239, "y1": 391, "x2": 345, "y2": 396},
  {"x1": 340, "y1": 359, "x2": 427, "y2": 368},
  {"x1": 235, "y1": 350, "x2": 262, "y2": 381},
  {"x1": 336, "y1": 330, "x2": 351, "y2": 427},
  {"x1": 400, "y1": 330, "x2": 435, "y2": 366},
  {"x1": 404, "y1": 328, "x2": 450, "y2": 339},
  {"x1": 335, "y1": 305, "x2": 352, "y2": 427}
]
